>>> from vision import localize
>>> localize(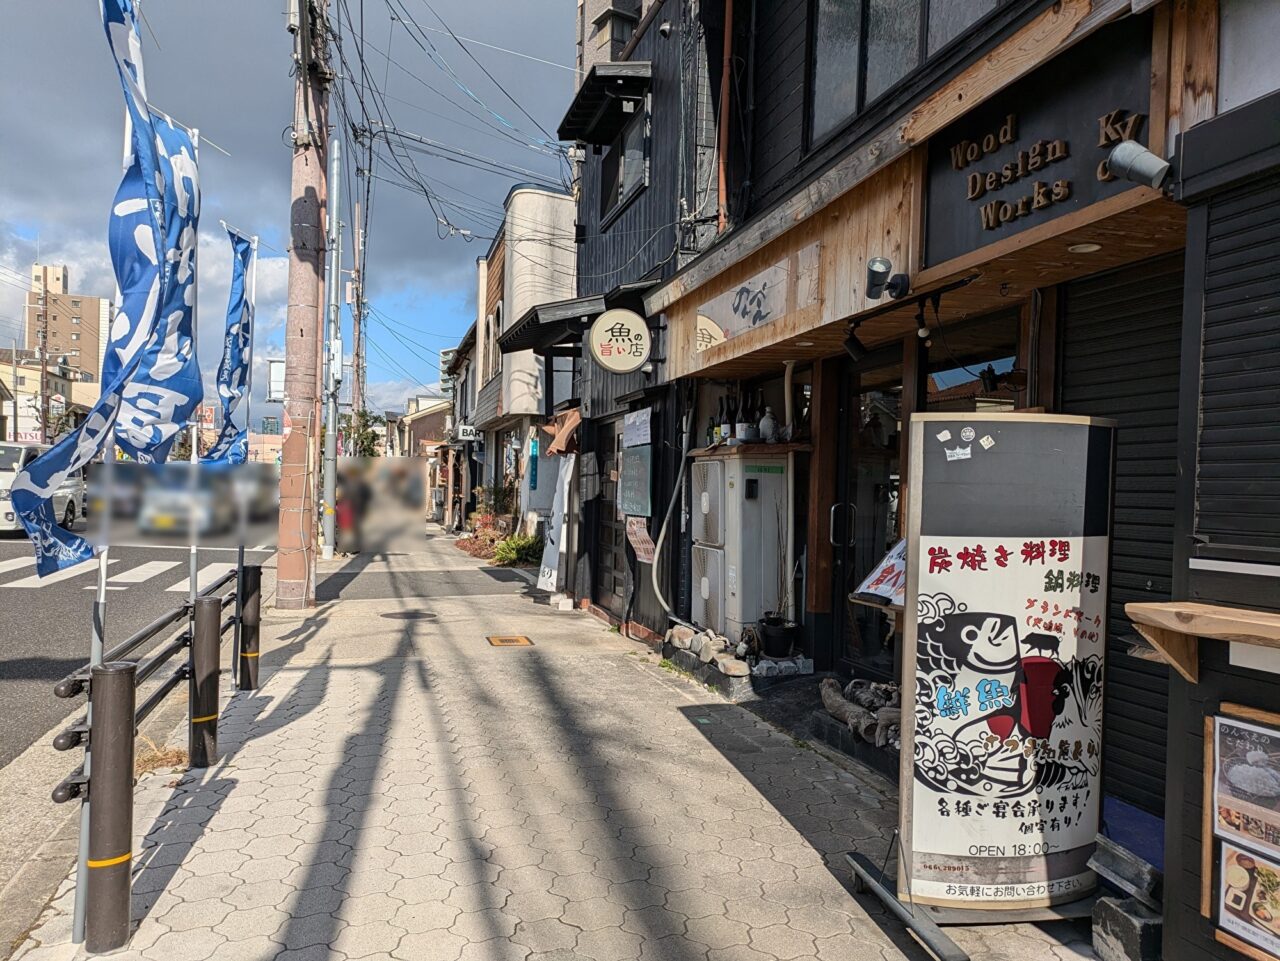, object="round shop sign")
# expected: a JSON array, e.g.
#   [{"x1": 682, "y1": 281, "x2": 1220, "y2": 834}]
[{"x1": 588, "y1": 309, "x2": 651, "y2": 374}]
